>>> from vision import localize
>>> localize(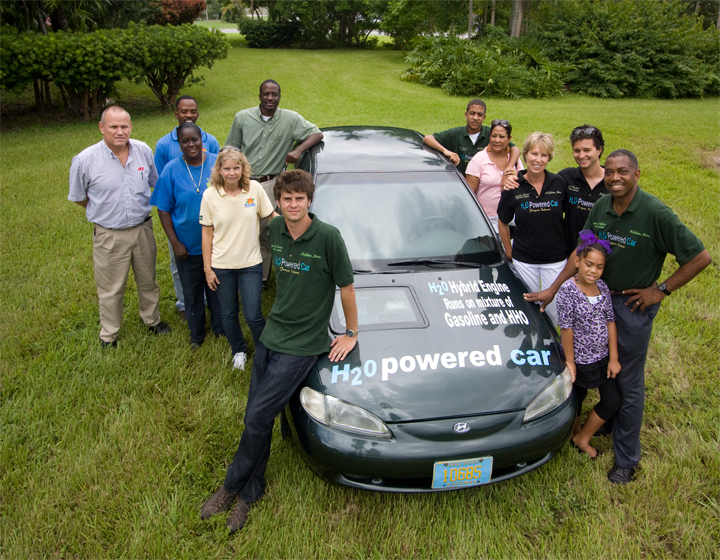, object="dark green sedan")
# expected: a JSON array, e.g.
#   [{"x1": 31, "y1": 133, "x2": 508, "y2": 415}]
[{"x1": 285, "y1": 126, "x2": 575, "y2": 492}]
